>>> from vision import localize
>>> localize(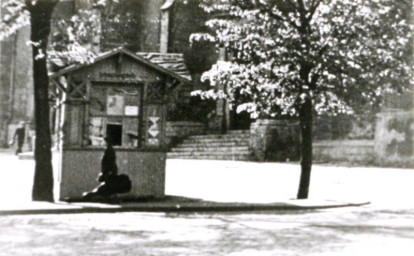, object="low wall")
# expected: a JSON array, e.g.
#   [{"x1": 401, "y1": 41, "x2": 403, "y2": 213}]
[
  {"x1": 375, "y1": 111, "x2": 413, "y2": 168},
  {"x1": 249, "y1": 119, "x2": 377, "y2": 165},
  {"x1": 55, "y1": 148, "x2": 166, "y2": 200},
  {"x1": 166, "y1": 121, "x2": 206, "y2": 137},
  {"x1": 313, "y1": 140, "x2": 375, "y2": 164},
  {"x1": 165, "y1": 121, "x2": 206, "y2": 146},
  {"x1": 250, "y1": 119, "x2": 300, "y2": 162}
]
